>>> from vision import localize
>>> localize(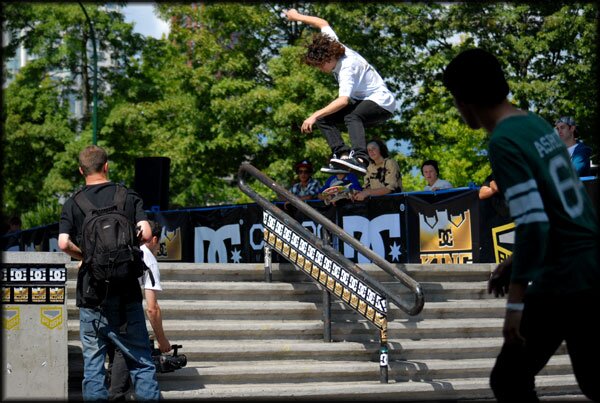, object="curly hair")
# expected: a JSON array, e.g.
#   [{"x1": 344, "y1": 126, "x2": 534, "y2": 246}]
[
  {"x1": 367, "y1": 138, "x2": 389, "y2": 159},
  {"x1": 303, "y1": 33, "x2": 345, "y2": 67}
]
